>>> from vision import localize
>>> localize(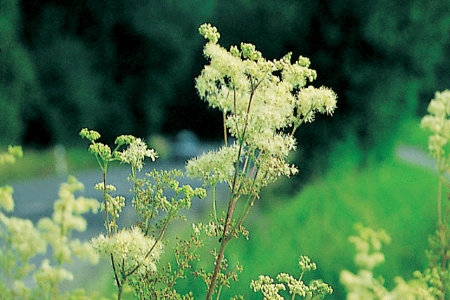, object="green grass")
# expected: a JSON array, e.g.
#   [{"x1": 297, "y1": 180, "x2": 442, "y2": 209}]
[
  {"x1": 4, "y1": 118, "x2": 439, "y2": 298},
  {"x1": 227, "y1": 157, "x2": 437, "y2": 299},
  {"x1": 170, "y1": 118, "x2": 440, "y2": 299},
  {"x1": 395, "y1": 117, "x2": 429, "y2": 150},
  {"x1": 220, "y1": 121, "x2": 439, "y2": 299},
  {"x1": 160, "y1": 158, "x2": 438, "y2": 299},
  {"x1": 0, "y1": 146, "x2": 98, "y2": 184}
]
